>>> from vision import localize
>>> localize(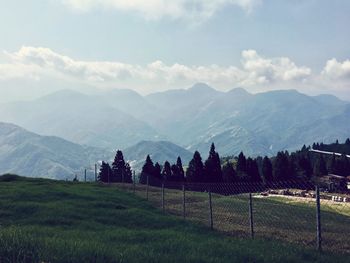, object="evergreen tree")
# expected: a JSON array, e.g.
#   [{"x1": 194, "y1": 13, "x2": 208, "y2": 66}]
[
  {"x1": 328, "y1": 154, "x2": 337, "y2": 174},
  {"x1": 298, "y1": 155, "x2": 313, "y2": 179},
  {"x1": 236, "y1": 151, "x2": 248, "y2": 180},
  {"x1": 186, "y1": 151, "x2": 204, "y2": 182},
  {"x1": 313, "y1": 155, "x2": 328, "y2": 176},
  {"x1": 124, "y1": 163, "x2": 133, "y2": 183},
  {"x1": 262, "y1": 156, "x2": 273, "y2": 182},
  {"x1": 204, "y1": 143, "x2": 223, "y2": 182},
  {"x1": 112, "y1": 150, "x2": 126, "y2": 182},
  {"x1": 98, "y1": 161, "x2": 112, "y2": 183},
  {"x1": 140, "y1": 155, "x2": 154, "y2": 184},
  {"x1": 273, "y1": 151, "x2": 290, "y2": 181},
  {"x1": 162, "y1": 161, "x2": 172, "y2": 181},
  {"x1": 246, "y1": 158, "x2": 261, "y2": 182},
  {"x1": 346, "y1": 138, "x2": 350, "y2": 145},
  {"x1": 338, "y1": 154, "x2": 350, "y2": 176},
  {"x1": 154, "y1": 162, "x2": 162, "y2": 180},
  {"x1": 176, "y1": 156, "x2": 185, "y2": 181},
  {"x1": 222, "y1": 162, "x2": 236, "y2": 183}
]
